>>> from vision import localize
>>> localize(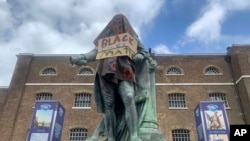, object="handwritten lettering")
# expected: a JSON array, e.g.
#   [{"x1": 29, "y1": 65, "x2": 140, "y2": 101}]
[
  {"x1": 96, "y1": 47, "x2": 135, "y2": 60},
  {"x1": 98, "y1": 33, "x2": 137, "y2": 53},
  {"x1": 101, "y1": 34, "x2": 135, "y2": 48}
]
